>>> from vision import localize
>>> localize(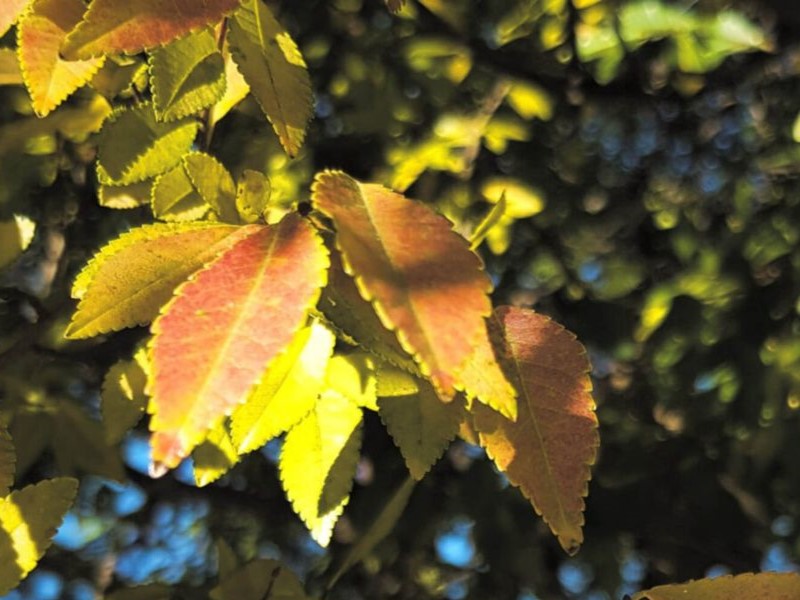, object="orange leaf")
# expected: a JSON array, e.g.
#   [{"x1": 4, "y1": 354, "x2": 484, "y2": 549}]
[
  {"x1": 632, "y1": 572, "x2": 800, "y2": 600},
  {"x1": 472, "y1": 306, "x2": 598, "y2": 554},
  {"x1": 60, "y1": 0, "x2": 241, "y2": 60},
  {"x1": 148, "y1": 214, "x2": 329, "y2": 471},
  {"x1": 312, "y1": 171, "x2": 492, "y2": 399},
  {"x1": 17, "y1": 0, "x2": 105, "y2": 117},
  {"x1": 0, "y1": 0, "x2": 30, "y2": 38}
]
